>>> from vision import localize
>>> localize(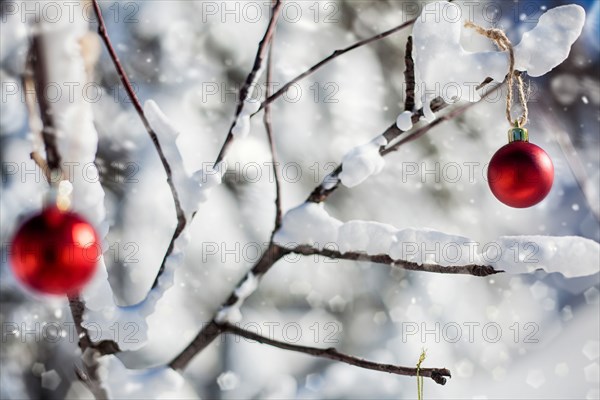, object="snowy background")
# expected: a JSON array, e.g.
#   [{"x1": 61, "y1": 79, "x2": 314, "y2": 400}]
[{"x1": 1, "y1": 0, "x2": 599, "y2": 399}]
